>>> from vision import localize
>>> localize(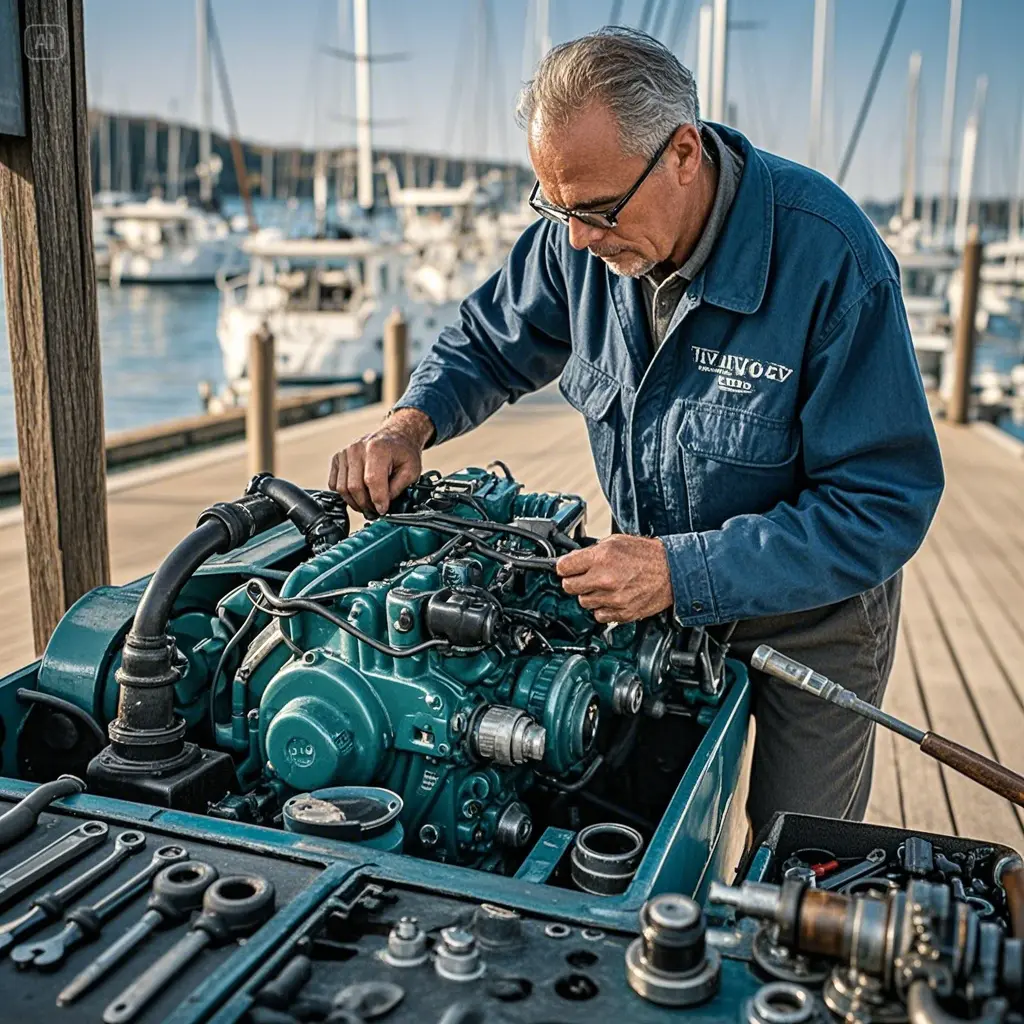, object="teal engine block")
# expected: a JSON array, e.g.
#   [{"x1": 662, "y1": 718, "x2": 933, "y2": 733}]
[{"x1": 28, "y1": 468, "x2": 733, "y2": 874}]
